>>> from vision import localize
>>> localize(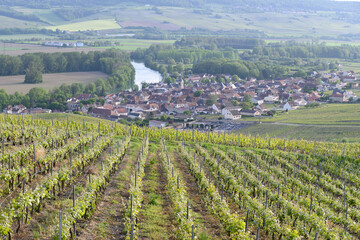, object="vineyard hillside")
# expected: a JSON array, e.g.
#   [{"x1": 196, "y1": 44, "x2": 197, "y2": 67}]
[{"x1": 0, "y1": 113, "x2": 359, "y2": 239}]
